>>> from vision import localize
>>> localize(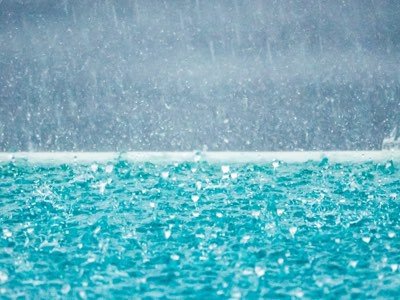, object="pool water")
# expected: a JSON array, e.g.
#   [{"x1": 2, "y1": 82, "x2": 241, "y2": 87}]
[{"x1": 0, "y1": 158, "x2": 399, "y2": 299}]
